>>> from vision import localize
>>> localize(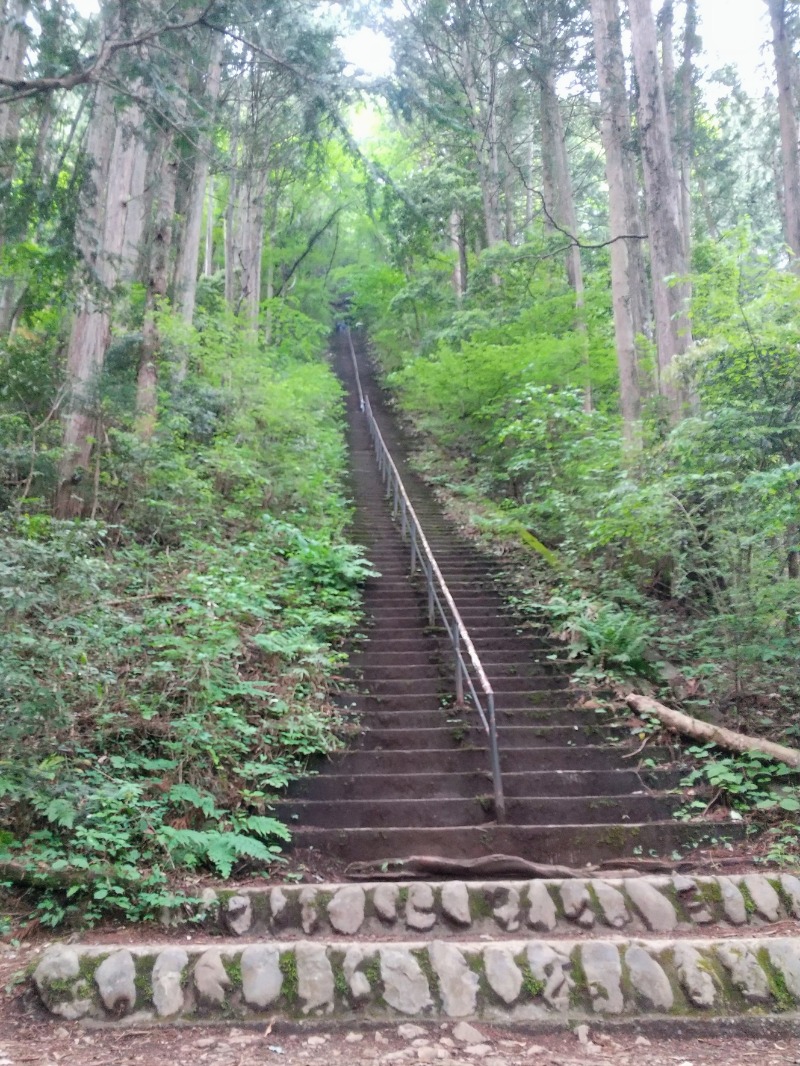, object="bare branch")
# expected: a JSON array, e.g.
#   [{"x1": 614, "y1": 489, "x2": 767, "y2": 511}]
[{"x1": 0, "y1": 2, "x2": 218, "y2": 103}]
